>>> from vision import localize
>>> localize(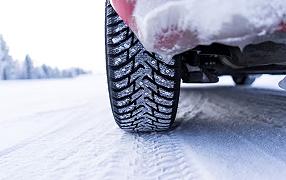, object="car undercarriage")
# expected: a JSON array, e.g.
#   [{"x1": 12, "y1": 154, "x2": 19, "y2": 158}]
[{"x1": 176, "y1": 38, "x2": 286, "y2": 84}]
